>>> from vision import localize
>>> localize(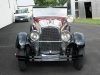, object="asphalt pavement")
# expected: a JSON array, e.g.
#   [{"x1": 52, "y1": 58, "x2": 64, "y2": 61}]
[{"x1": 0, "y1": 21, "x2": 100, "y2": 75}]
